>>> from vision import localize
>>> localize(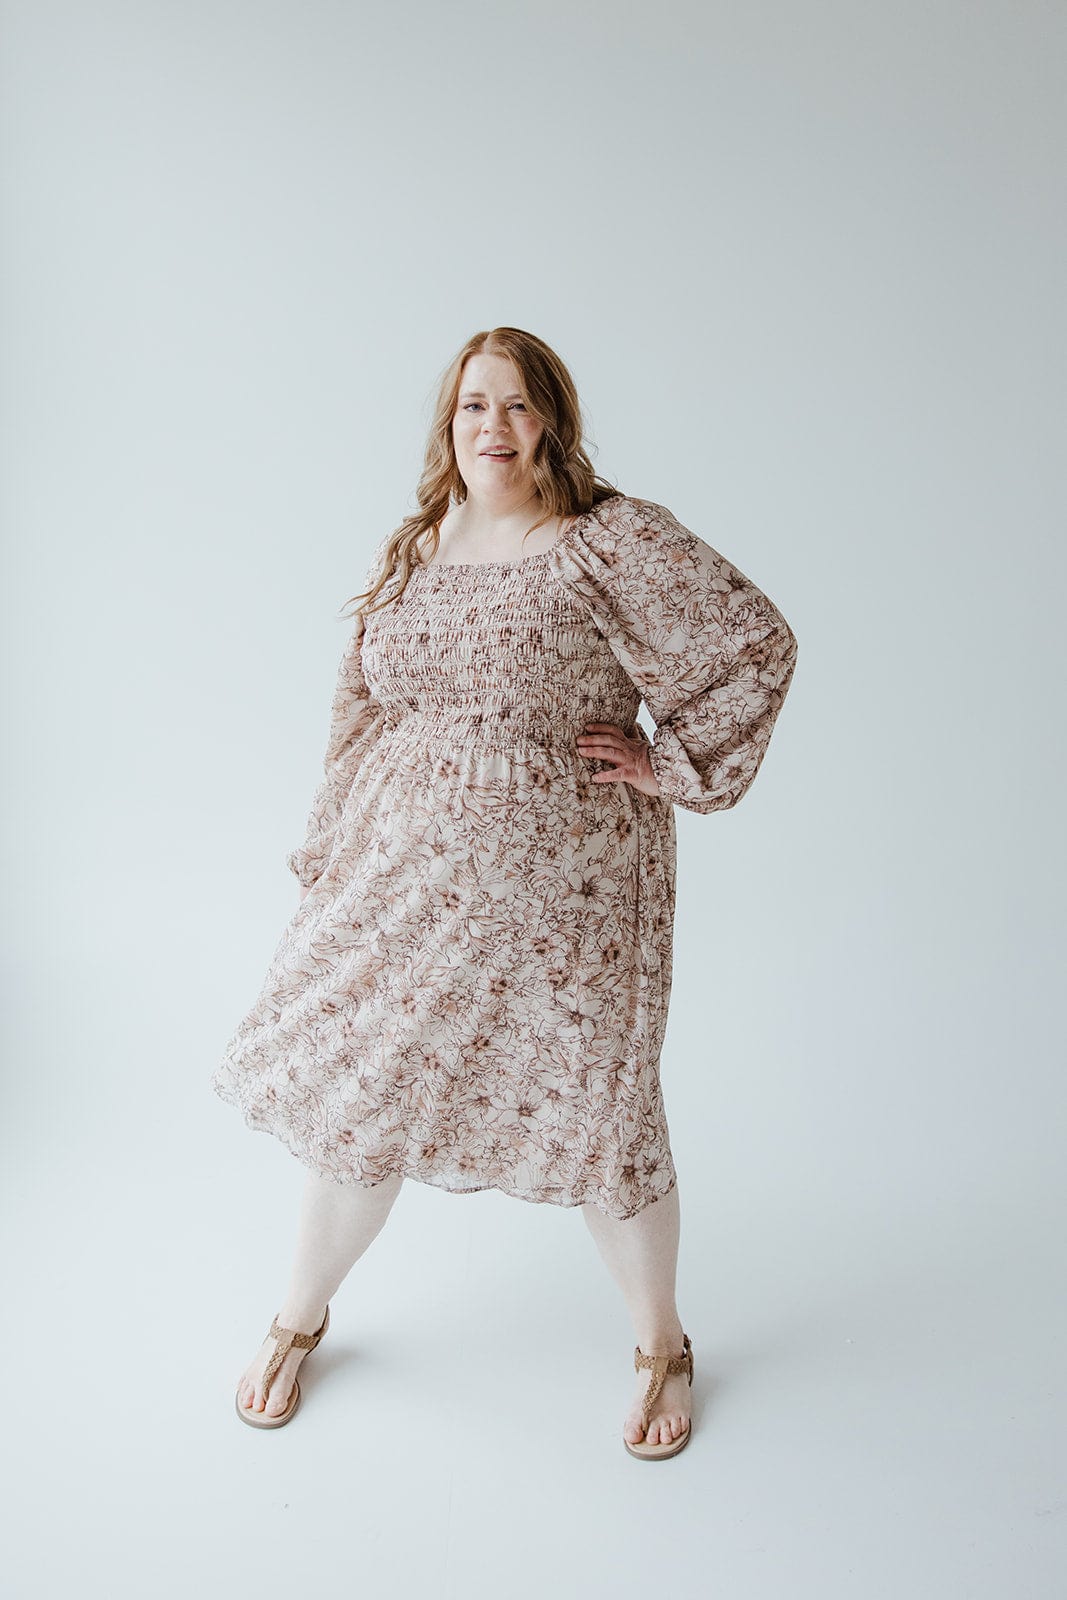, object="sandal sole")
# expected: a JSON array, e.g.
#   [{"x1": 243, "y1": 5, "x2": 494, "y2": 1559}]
[{"x1": 624, "y1": 1421, "x2": 692, "y2": 1459}]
